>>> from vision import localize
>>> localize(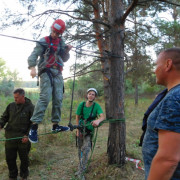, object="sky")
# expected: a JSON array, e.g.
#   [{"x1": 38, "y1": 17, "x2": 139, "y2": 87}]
[{"x1": 0, "y1": 0, "x2": 75, "y2": 81}]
